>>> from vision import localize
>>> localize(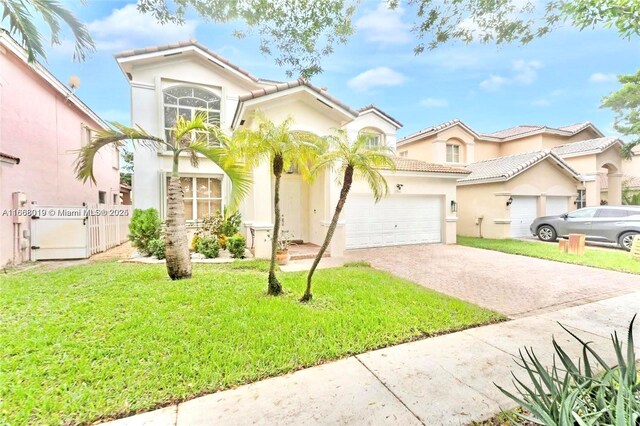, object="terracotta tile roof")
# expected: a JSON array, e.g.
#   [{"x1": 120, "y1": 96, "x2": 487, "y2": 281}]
[
  {"x1": 551, "y1": 137, "x2": 621, "y2": 157},
  {"x1": 459, "y1": 150, "x2": 580, "y2": 184},
  {"x1": 484, "y1": 125, "x2": 544, "y2": 138},
  {"x1": 380, "y1": 157, "x2": 471, "y2": 174},
  {"x1": 397, "y1": 119, "x2": 481, "y2": 145},
  {"x1": 558, "y1": 122, "x2": 593, "y2": 133},
  {"x1": 237, "y1": 78, "x2": 358, "y2": 116},
  {"x1": 399, "y1": 119, "x2": 605, "y2": 146},
  {"x1": 0, "y1": 152, "x2": 20, "y2": 164},
  {"x1": 115, "y1": 40, "x2": 265, "y2": 83},
  {"x1": 356, "y1": 104, "x2": 403, "y2": 128},
  {"x1": 480, "y1": 121, "x2": 603, "y2": 141},
  {"x1": 600, "y1": 174, "x2": 640, "y2": 190}
]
